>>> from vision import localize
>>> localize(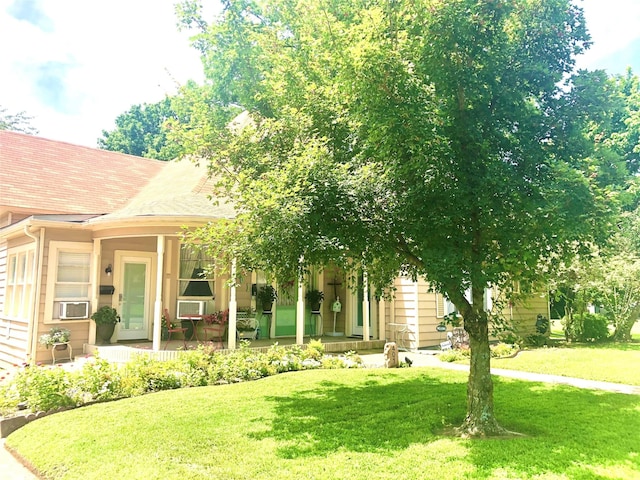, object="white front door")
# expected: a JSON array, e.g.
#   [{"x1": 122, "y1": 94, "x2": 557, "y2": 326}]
[{"x1": 114, "y1": 251, "x2": 155, "y2": 340}]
